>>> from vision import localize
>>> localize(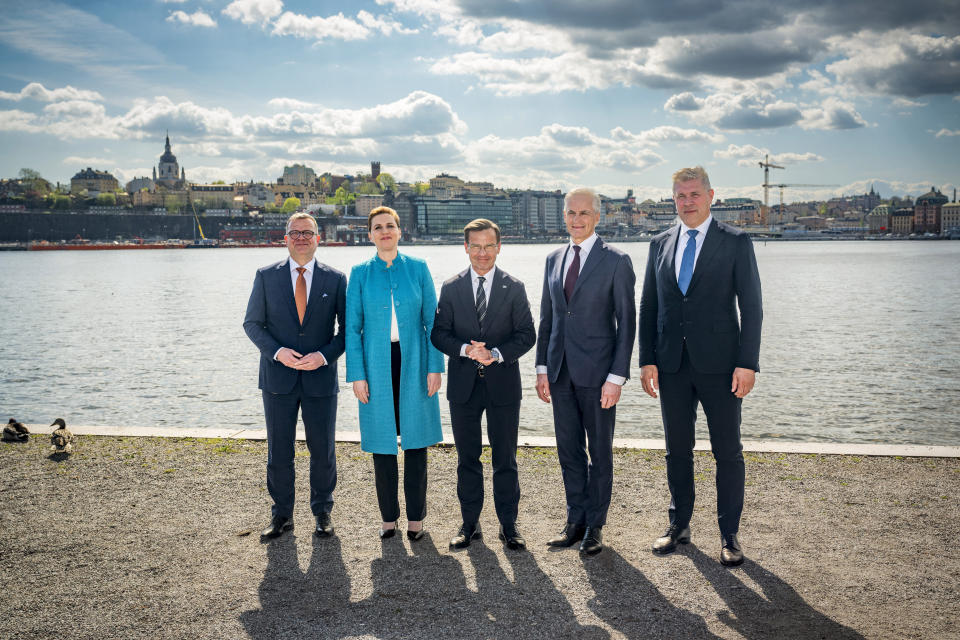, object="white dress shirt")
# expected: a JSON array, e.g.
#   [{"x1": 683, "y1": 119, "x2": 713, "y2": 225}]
[
  {"x1": 674, "y1": 214, "x2": 713, "y2": 281},
  {"x1": 536, "y1": 233, "x2": 625, "y2": 386},
  {"x1": 459, "y1": 266, "x2": 503, "y2": 363},
  {"x1": 273, "y1": 257, "x2": 325, "y2": 365}
]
